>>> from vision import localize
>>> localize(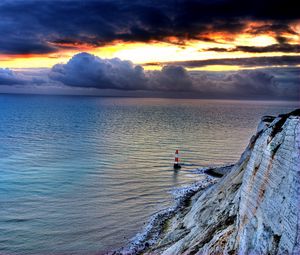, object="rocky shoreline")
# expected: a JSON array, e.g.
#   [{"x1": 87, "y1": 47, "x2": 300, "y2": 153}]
[
  {"x1": 111, "y1": 174, "x2": 219, "y2": 255},
  {"x1": 113, "y1": 109, "x2": 300, "y2": 255}
]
